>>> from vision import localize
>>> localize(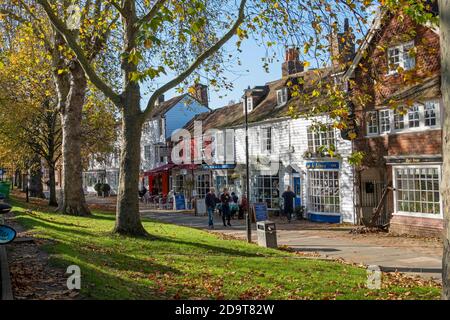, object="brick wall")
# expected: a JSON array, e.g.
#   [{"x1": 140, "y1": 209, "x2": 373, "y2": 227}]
[
  {"x1": 352, "y1": 12, "x2": 440, "y2": 108},
  {"x1": 390, "y1": 215, "x2": 444, "y2": 238}
]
